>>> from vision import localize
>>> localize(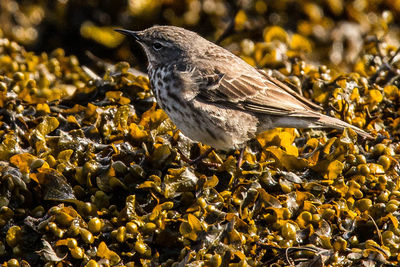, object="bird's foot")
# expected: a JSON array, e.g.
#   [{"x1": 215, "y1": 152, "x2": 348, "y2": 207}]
[
  {"x1": 299, "y1": 144, "x2": 323, "y2": 159},
  {"x1": 177, "y1": 147, "x2": 220, "y2": 168}
]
